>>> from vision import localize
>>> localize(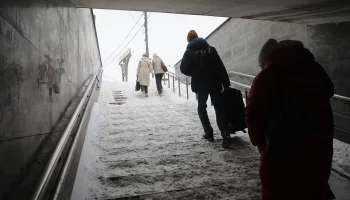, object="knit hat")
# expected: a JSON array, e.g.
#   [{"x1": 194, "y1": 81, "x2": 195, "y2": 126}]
[
  {"x1": 187, "y1": 30, "x2": 198, "y2": 42},
  {"x1": 259, "y1": 38, "x2": 279, "y2": 68}
]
